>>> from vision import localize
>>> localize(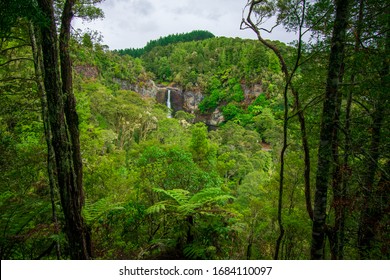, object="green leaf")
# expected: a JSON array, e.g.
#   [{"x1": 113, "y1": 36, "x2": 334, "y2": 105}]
[
  {"x1": 145, "y1": 201, "x2": 168, "y2": 215},
  {"x1": 83, "y1": 197, "x2": 124, "y2": 224},
  {"x1": 153, "y1": 188, "x2": 190, "y2": 205}
]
